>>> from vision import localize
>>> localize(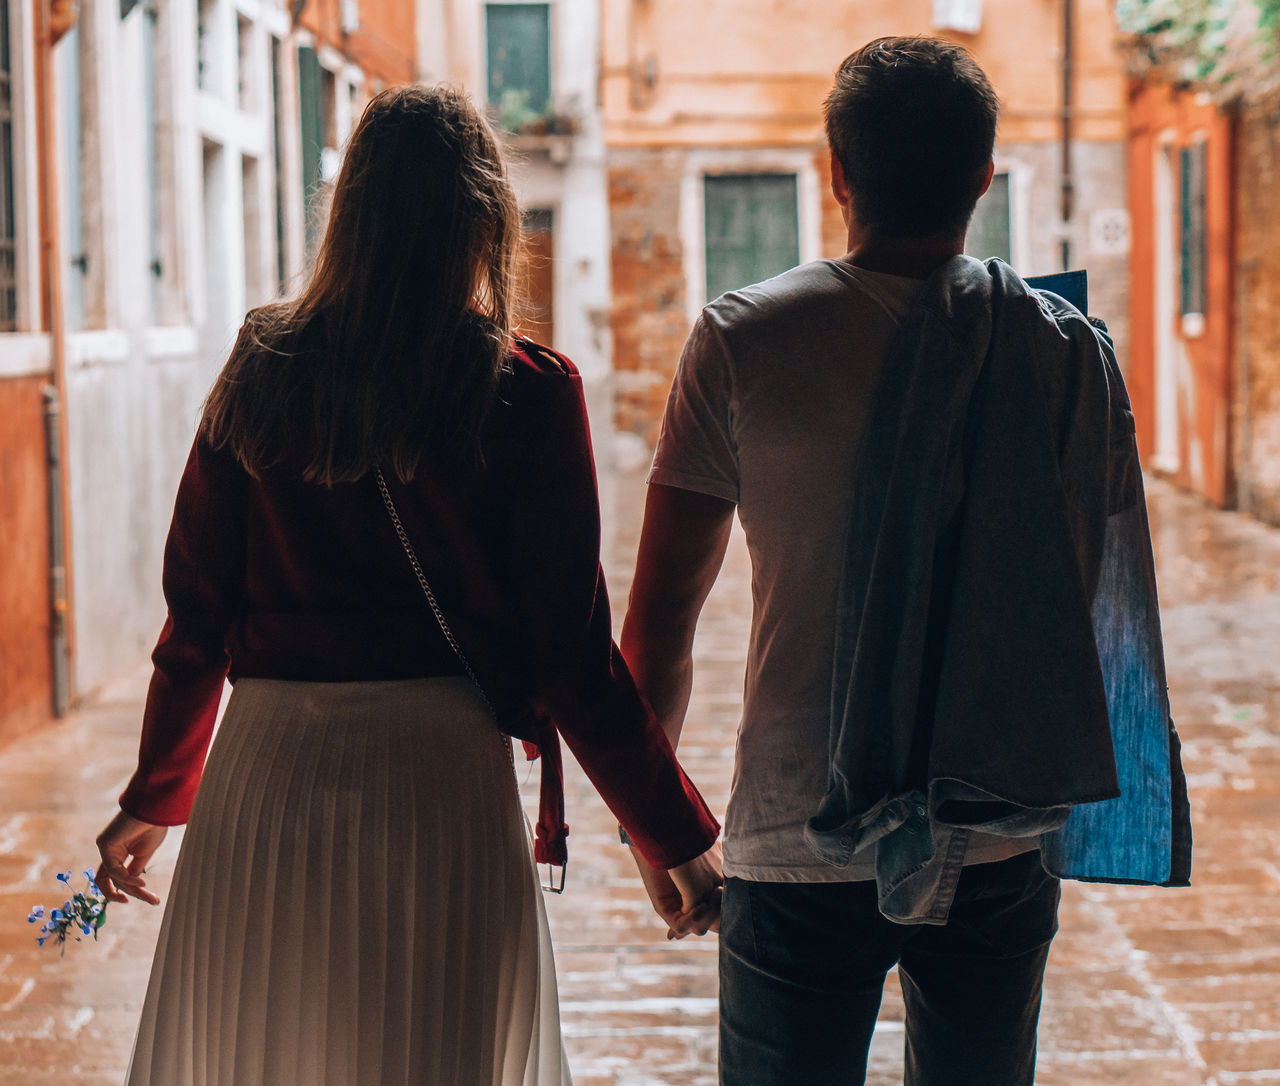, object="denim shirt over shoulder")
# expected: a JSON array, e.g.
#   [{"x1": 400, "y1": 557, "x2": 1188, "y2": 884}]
[{"x1": 803, "y1": 256, "x2": 1191, "y2": 925}]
